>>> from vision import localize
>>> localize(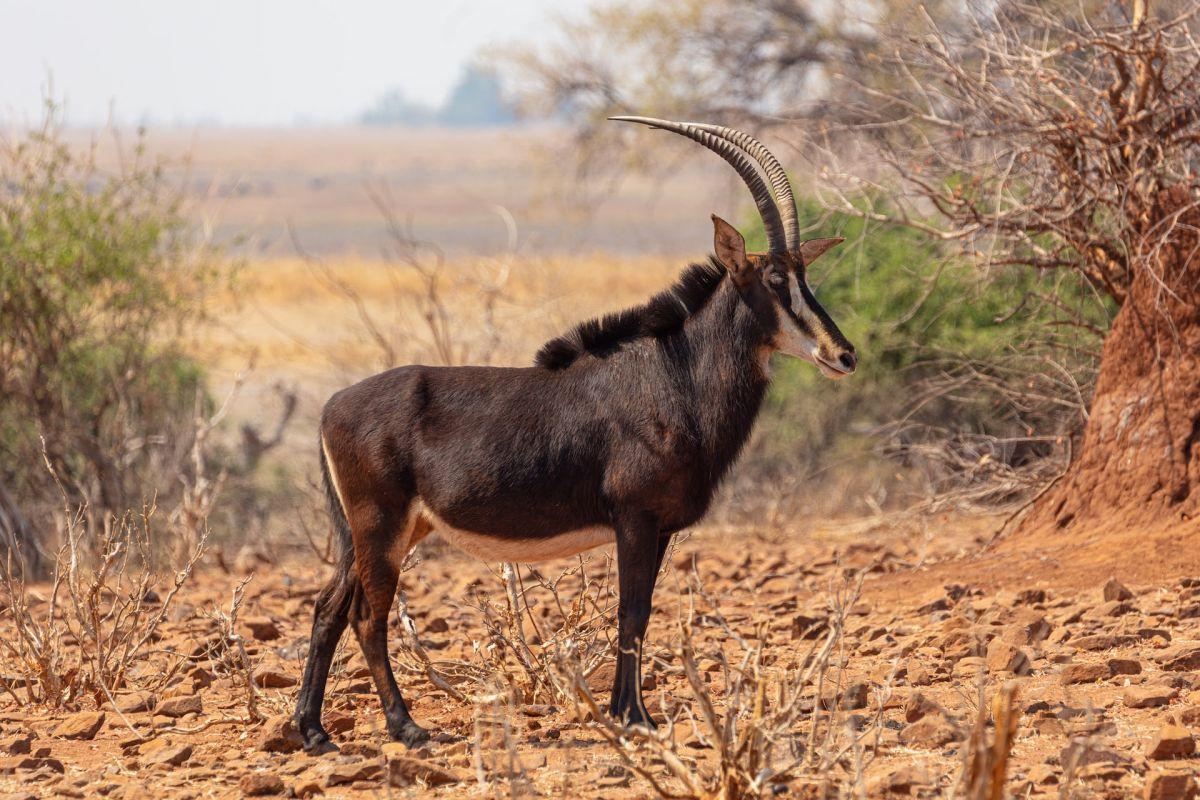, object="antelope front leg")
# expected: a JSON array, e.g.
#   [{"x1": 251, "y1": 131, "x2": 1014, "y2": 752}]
[{"x1": 610, "y1": 511, "x2": 660, "y2": 728}]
